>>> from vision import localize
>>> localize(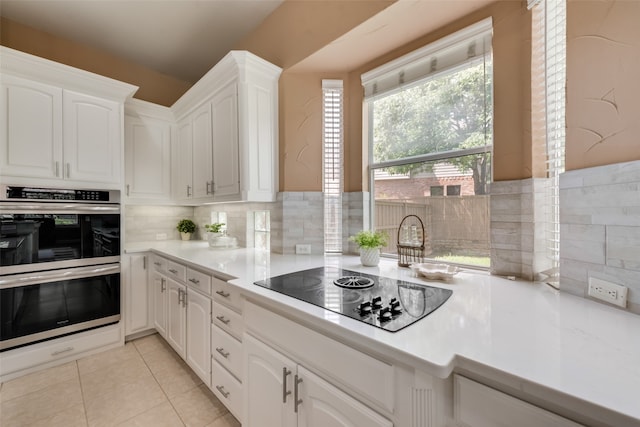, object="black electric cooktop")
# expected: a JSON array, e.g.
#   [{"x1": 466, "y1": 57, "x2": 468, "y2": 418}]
[{"x1": 253, "y1": 267, "x2": 452, "y2": 332}]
